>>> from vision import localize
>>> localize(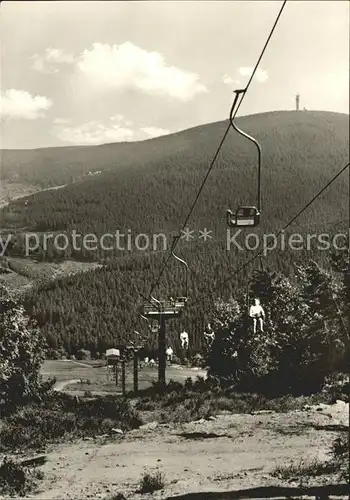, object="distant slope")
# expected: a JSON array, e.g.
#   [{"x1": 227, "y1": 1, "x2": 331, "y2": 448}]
[
  {"x1": 1, "y1": 111, "x2": 349, "y2": 244},
  {"x1": 1, "y1": 110, "x2": 348, "y2": 188}
]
